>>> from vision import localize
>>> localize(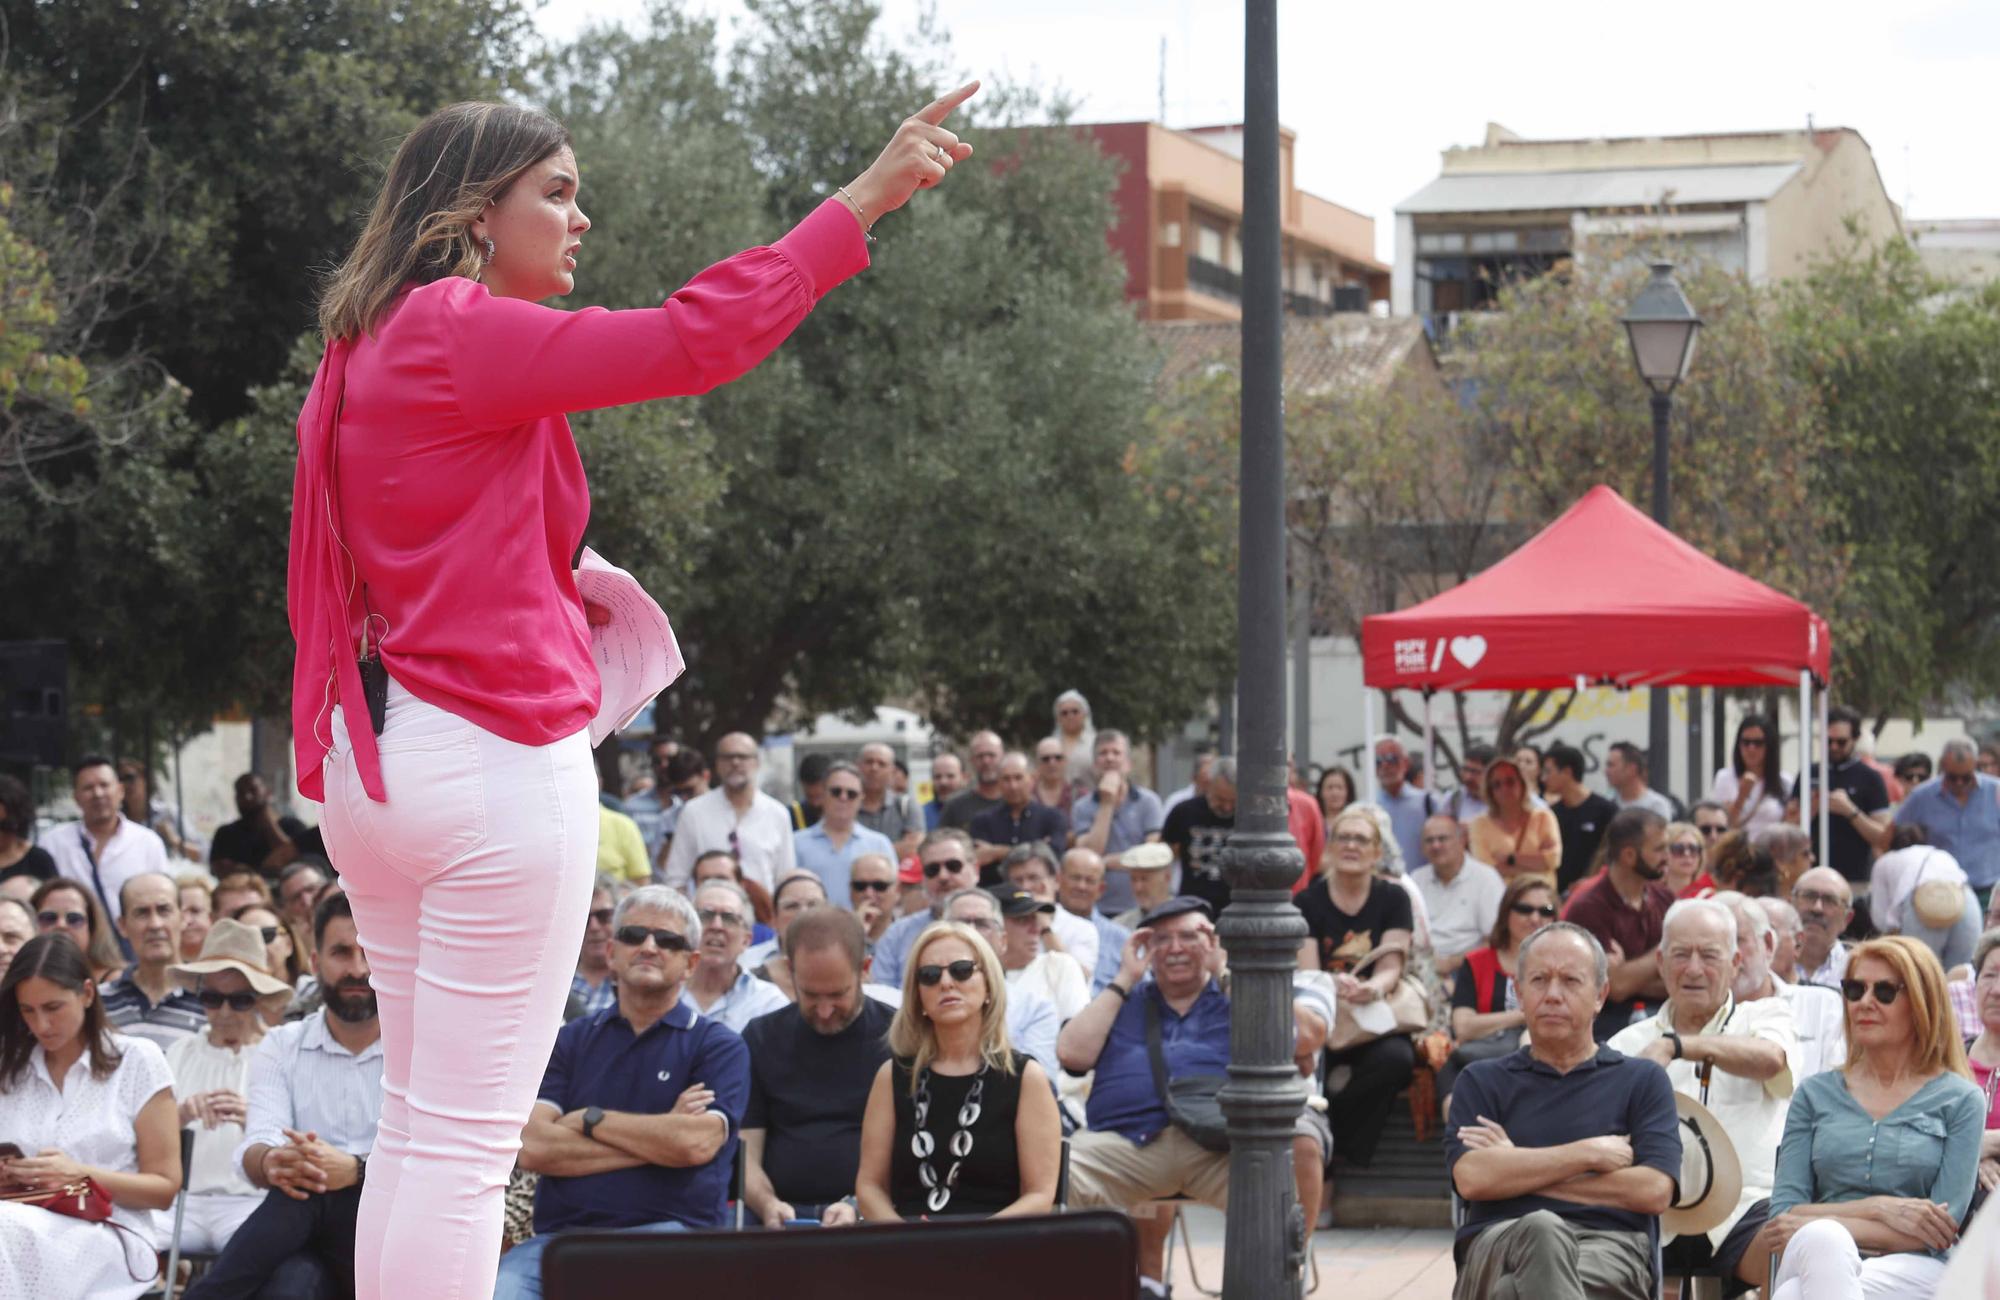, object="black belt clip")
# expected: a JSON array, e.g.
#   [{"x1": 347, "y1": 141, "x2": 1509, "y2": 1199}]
[{"x1": 358, "y1": 613, "x2": 389, "y2": 736}]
